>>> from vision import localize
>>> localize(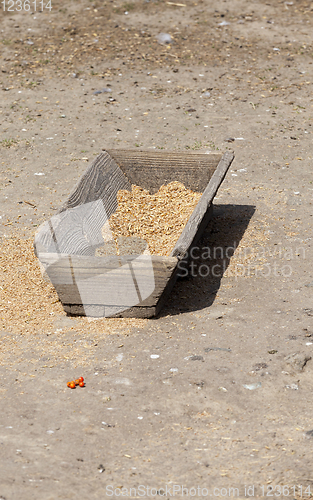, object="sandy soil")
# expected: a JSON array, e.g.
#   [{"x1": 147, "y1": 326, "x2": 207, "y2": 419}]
[{"x1": 1, "y1": 0, "x2": 313, "y2": 498}]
